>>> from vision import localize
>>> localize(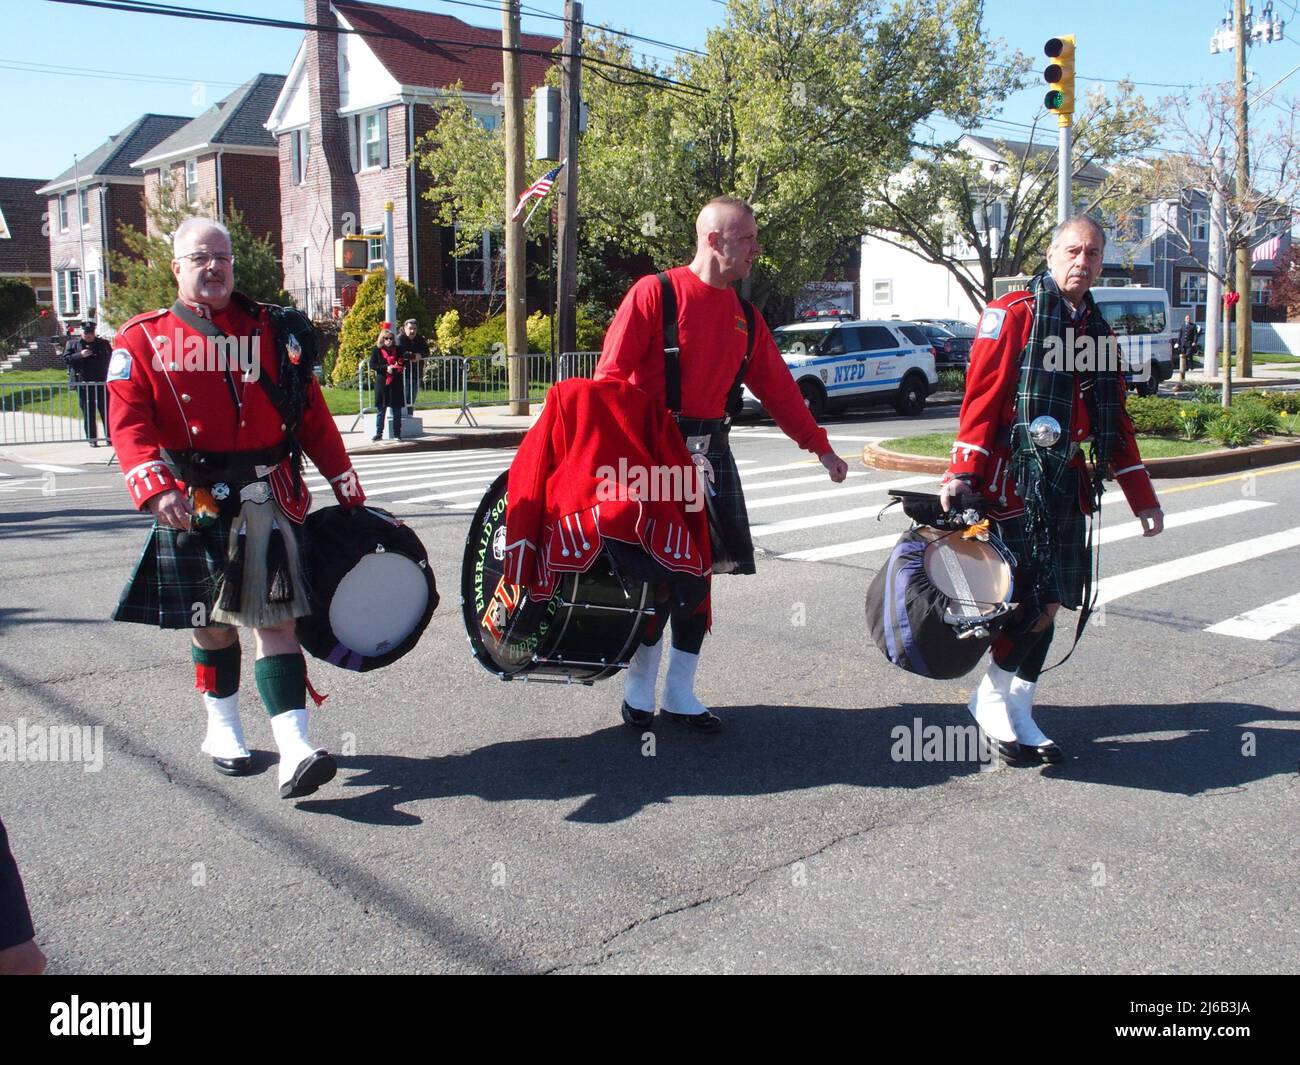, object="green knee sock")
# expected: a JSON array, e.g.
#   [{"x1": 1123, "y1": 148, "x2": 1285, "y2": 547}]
[
  {"x1": 193, "y1": 642, "x2": 240, "y2": 698},
  {"x1": 255, "y1": 653, "x2": 306, "y2": 717}
]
